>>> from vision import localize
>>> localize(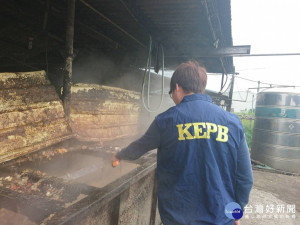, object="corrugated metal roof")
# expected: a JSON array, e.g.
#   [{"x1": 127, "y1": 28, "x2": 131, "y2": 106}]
[{"x1": 0, "y1": 0, "x2": 234, "y2": 74}]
